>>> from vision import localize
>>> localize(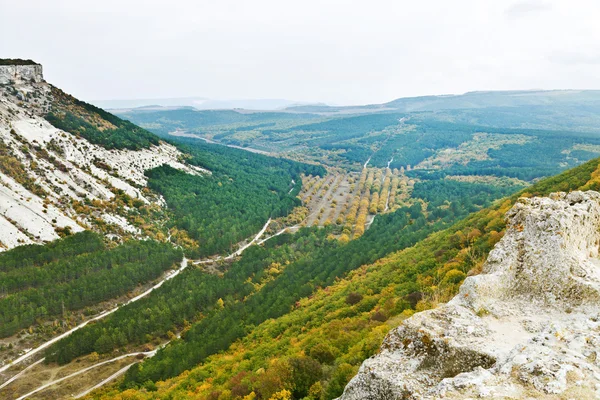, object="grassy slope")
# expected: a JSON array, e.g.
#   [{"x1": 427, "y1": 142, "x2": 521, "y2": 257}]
[
  {"x1": 46, "y1": 86, "x2": 161, "y2": 150},
  {"x1": 87, "y1": 159, "x2": 600, "y2": 400}
]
